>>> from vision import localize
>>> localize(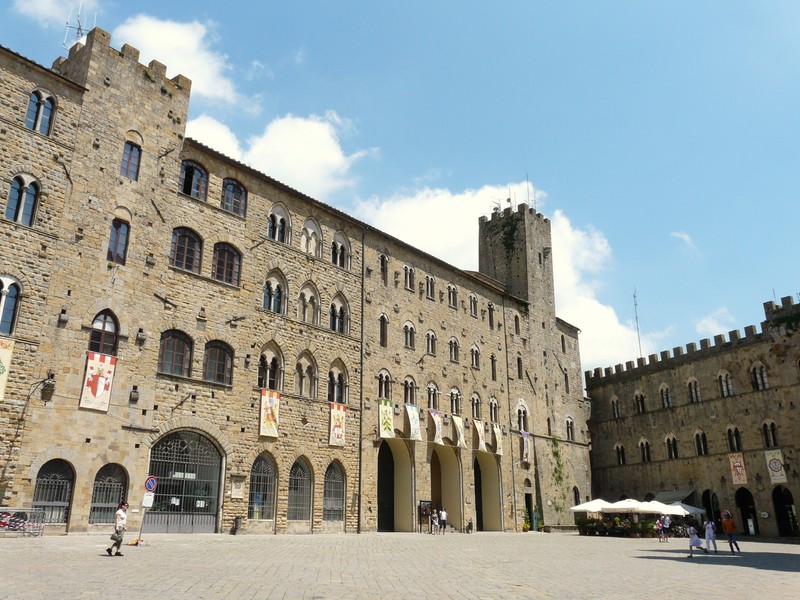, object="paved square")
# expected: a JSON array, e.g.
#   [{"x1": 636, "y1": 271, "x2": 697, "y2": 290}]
[{"x1": 1, "y1": 532, "x2": 797, "y2": 599}]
